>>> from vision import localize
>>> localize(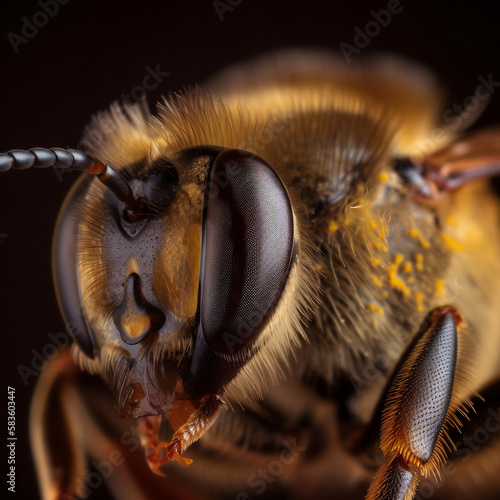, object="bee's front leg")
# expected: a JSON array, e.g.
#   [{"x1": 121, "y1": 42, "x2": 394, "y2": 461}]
[
  {"x1": 365, "y1": 306, "x2": 467, "y2": 500},
  {"x1": 424, "y1": 377, "x2": 500, "y2": 499},
  {"x1": 30, "y1": 348, "x2": 88, "y2": 499}
]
